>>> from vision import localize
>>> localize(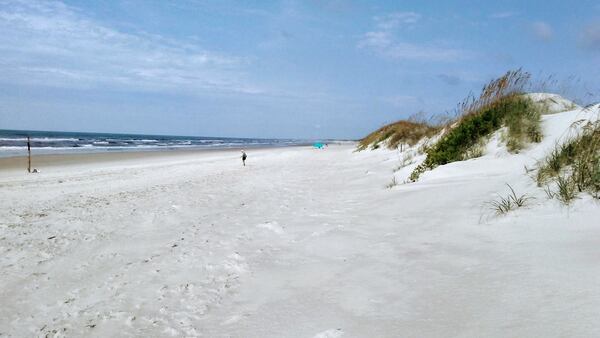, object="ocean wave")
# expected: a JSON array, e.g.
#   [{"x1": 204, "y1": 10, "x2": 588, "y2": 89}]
[
  {"x1": 0, "y1": 130, "x2": 312, "y2": 158},
  {"x1": 1, "y1": 137, "x2": 80, "y2": 142},
  {"x1": 0, "y1": 146, "x2": 27, "y2": 150}
]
